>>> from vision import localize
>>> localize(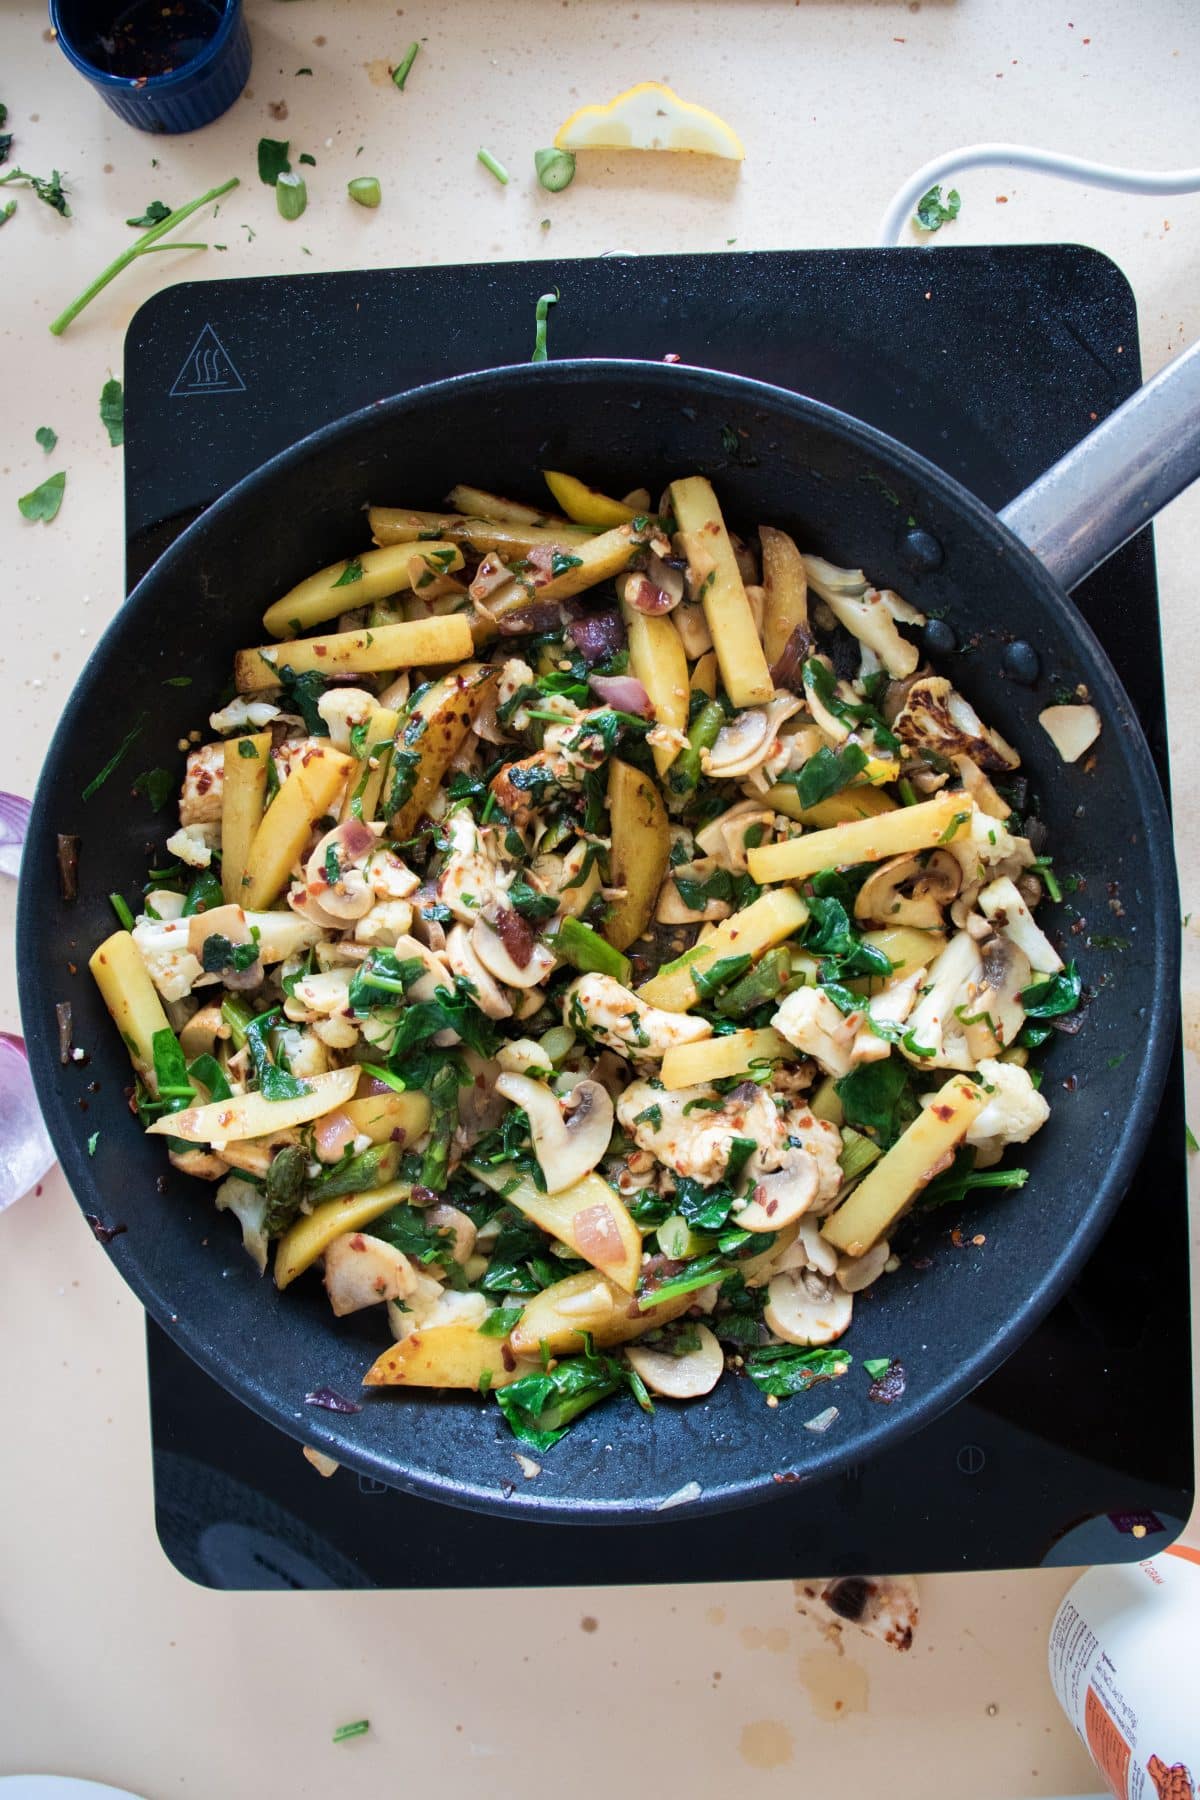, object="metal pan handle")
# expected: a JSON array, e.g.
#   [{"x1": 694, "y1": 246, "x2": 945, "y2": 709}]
[{"x1": 998, "y1": 337, "x2": 1200, "y2": 592}]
